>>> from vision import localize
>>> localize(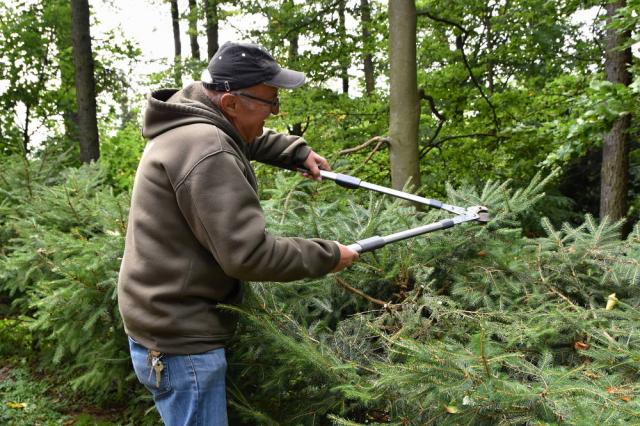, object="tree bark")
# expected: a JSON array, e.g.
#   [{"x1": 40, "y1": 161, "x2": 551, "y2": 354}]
[
  {"x1": 170, "y1": 0, "x2": 182, "y2": 86},
  {"x1": 288, "y1": 34, "x2": 304, "y2": 135},
  {"x1": 70, "y1": 0, "x2": 99, "y2": 163},
  {"x1": 188, "y1": 0, "x2": 200, "y2": 60},
  {"x1": 600, "y1": 0, "x2": 632, "y2": 221},
  {"x1": 284, "y1": 0, "x2": 304, "y2": 136},
  {"x1": 360, "y1": 0, "x2": 375, "y2": 95},
  {"x1": 52, "y1": 1, "x2": 80, "y2": 148},
  {"x1": 388, "y1": 0, "x2": 420, "y2": 190},
  {"x1": 338, "y1": 0, "x2": 349, "y2": 95},
  {"x1": 205, "y1": 0, "x2": 219, "y2": 59}
]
